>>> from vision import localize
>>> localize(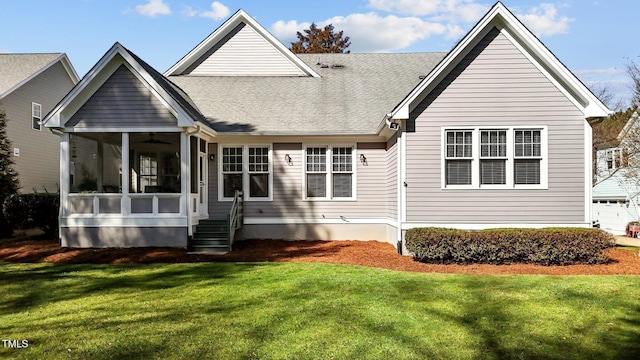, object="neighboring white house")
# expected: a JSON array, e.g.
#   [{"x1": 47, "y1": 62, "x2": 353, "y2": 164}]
[
  {"x1": 0, "y1": 54, "x2": 79, "y2": 192},
  {"x1": 592, "y1": 109, "x2": 640, "y2": 235},
  {"x1": 43, "y1": 2, "x2": 610, "y2": 251}
]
